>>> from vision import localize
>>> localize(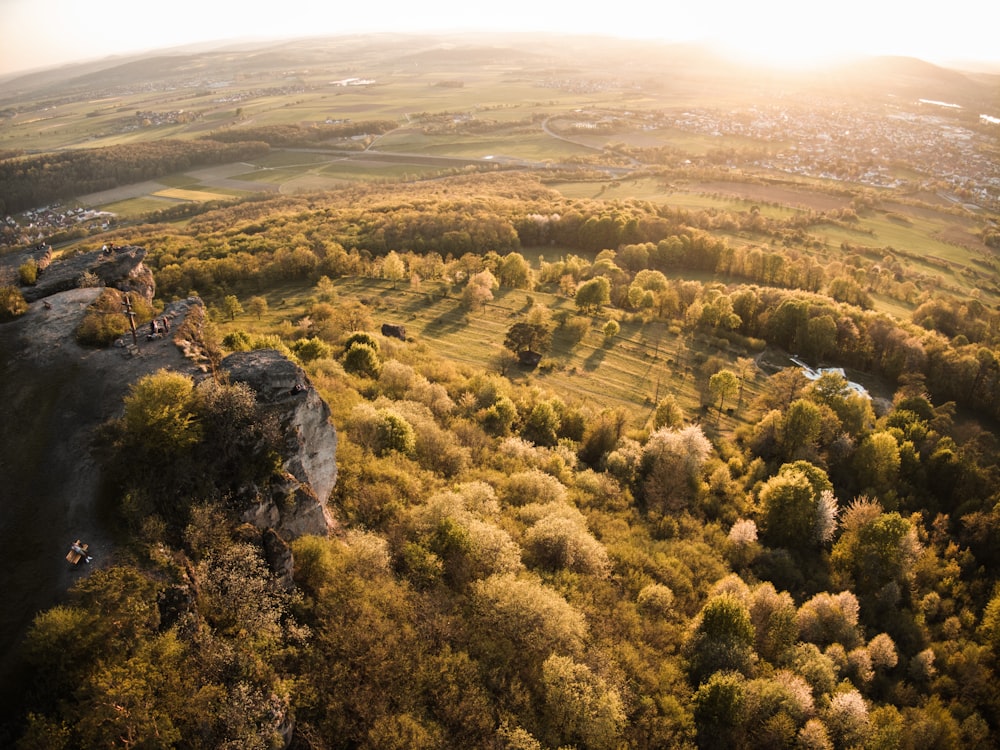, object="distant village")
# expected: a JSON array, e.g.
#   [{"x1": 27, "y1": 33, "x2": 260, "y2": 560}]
[
  {"x1": 666, "y1": 98, "x2": 1000, "y2": 209},
  {"x1": 2, "y1": 206, "x2": 114, "y2": 248},
  {"x1": 549, "y1": 81, "x2": 1000, "y2": 211}
]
